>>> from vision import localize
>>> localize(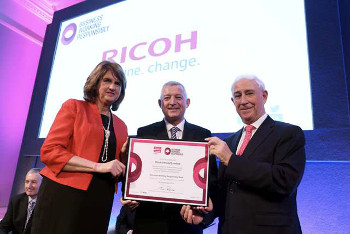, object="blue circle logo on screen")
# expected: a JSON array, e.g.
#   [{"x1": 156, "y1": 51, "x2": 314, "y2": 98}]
[{"x1": 61, "y1": 23, "x2": 77, "y2": 45}]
